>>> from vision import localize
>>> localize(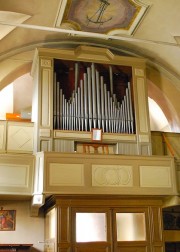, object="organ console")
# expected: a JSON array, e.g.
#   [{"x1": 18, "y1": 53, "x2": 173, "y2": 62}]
[{"x1": 53, "y1": 61, "x2": 135, "y2": 134}]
